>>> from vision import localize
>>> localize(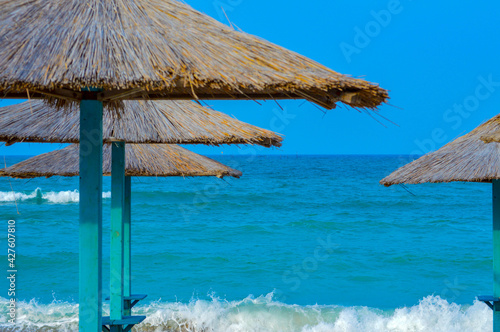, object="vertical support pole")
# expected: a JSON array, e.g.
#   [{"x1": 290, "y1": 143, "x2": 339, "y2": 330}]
[
  {"x1": 124, "y1": 176, "x2": 132, "y2": 316},
  {"x1": 79, "y1": 97, "x2": 103, "y2": 332},
  {"x1": 493, "y1": 180, "x2": 500, "y2": 331},
  {"x1": 110, "y1": 142, "x2": 125, "y2": 326}
]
